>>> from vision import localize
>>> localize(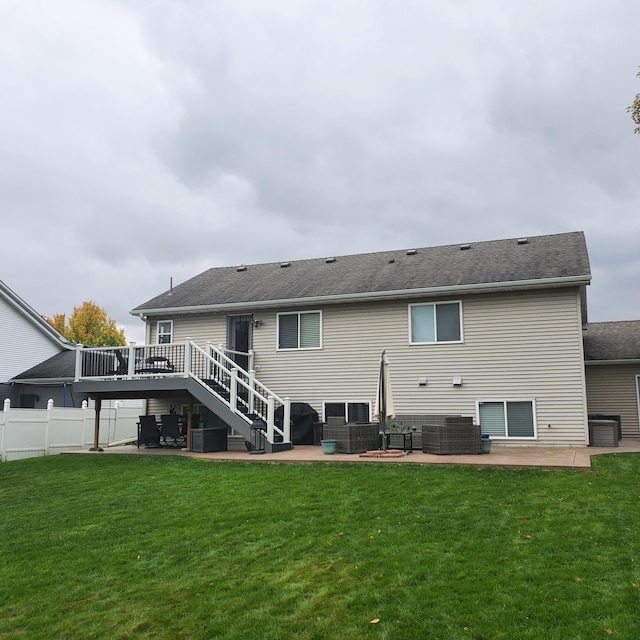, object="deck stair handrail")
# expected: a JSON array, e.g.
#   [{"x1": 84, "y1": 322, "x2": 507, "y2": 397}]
[{"x1": 74, "y1": 340, "x2": 290, "y2": 445}]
